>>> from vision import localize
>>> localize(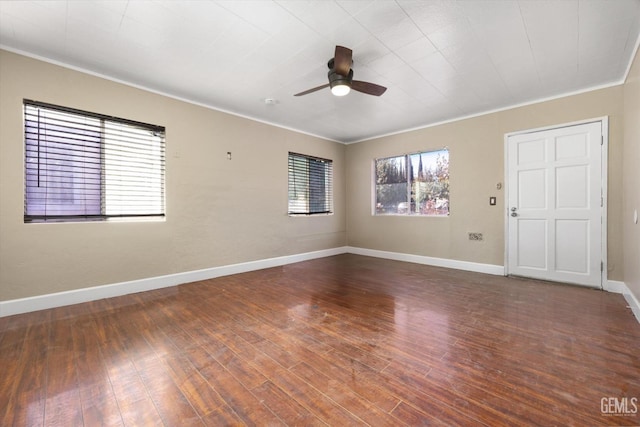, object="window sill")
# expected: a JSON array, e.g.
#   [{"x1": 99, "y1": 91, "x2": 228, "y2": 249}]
[
  {"x1": 24, "y1": 216, "x2": 166, "y2": 224},
  {"x1": 288, "y1": 213, "x2": 334, "y2": 217},
  {"x1": 372, "y1": 213, "x2": 450, "y2": 218}
]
